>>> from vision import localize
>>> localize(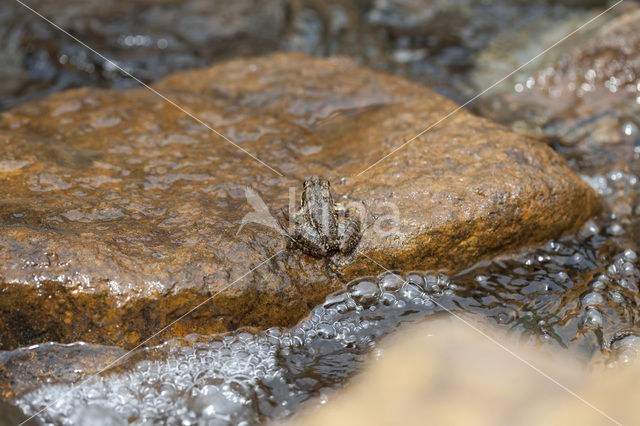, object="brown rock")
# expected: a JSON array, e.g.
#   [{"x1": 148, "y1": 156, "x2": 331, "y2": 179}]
[{"x1": 0, "y1": 53, "x2": 600, "y2": 349}]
